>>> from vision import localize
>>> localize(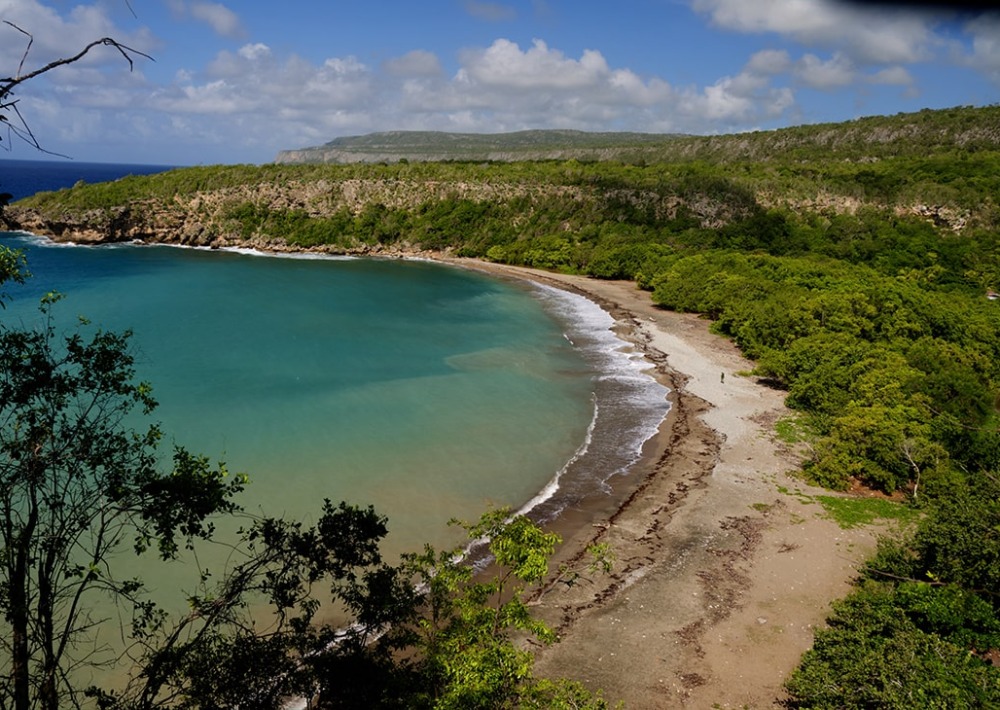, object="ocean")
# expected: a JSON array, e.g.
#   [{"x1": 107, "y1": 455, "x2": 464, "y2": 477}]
[
  {"x1": 0, "y1": 158, "x2": 175, "y2": 201},
  {"x1": 0, "y1": 159, "x2": 671, "y2": 558}
]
